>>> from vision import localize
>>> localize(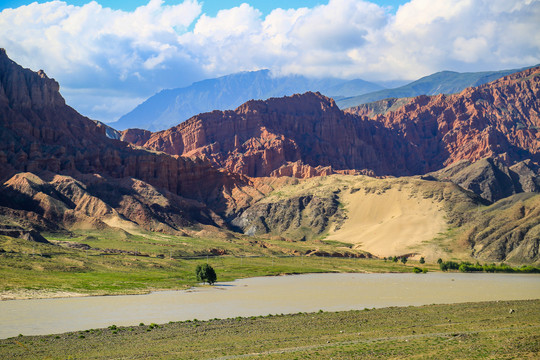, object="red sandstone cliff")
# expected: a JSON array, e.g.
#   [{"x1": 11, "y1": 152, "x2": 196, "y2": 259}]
[
  {"x1": 0, "y1": 49, "x2": 244, "y2": 231},
  {"x1": 125, "y1": 67, "x2": 539, "y2": 178},
  {"x1": 0, "y1": 49, "x2": 238, "y2": 200},
  {"x1": 356, "y1": 67, "x2": 540, "y2": 169},
  {"x1": 123, "y1": 92, "x2": 422, "y2": 177}
]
